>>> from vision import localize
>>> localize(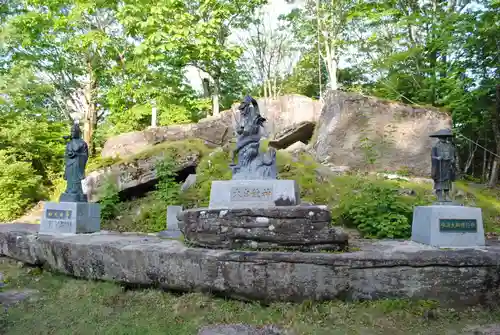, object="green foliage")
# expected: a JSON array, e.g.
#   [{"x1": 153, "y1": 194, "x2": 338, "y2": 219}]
[
  {"x1": 0, "y1": 151, "x2": 42, "y2": 221},
  {"x1": 180, "y1": 148, "x2": 232, "y2": 208},
  {"x1": 359, "y1": 137, "x2": 378, "y2": 167},
  {"x1": 338, "y1": 183, "x2": 414, "y2": 239},
  {"x1": 98, "y1": 178, "x2": 120, "y2": 221},
  {"x1": 181, "y1": 147, "x2": 435, "y2": 239},
  {"x1": 155, "y1": 159, "x2": 180, "y2": 204},
  {"x1": 49, "y1": 178, "x2": 67, "y2": 202}
]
